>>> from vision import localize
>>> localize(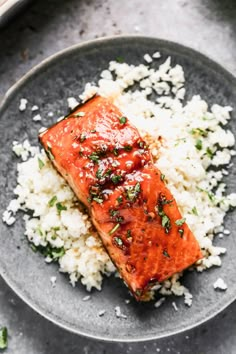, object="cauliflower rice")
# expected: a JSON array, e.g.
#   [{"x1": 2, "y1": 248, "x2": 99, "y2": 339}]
[{"x1": 3, "y1": 53, "x2": 236, "y2": 306}]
